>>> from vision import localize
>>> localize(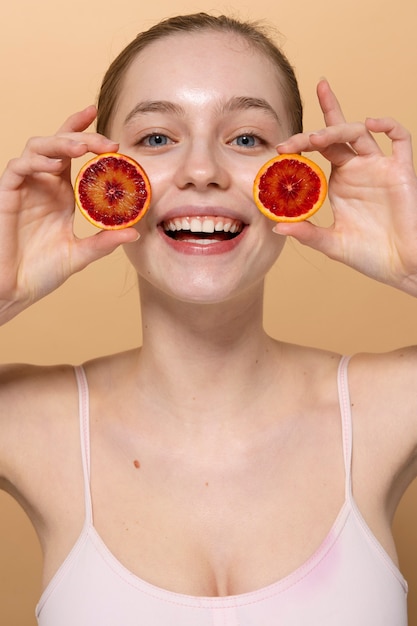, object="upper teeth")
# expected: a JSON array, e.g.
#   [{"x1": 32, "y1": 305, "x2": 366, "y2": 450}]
[{"x1": 163, "y1": 216, "x2": 242, "y2": 234}]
